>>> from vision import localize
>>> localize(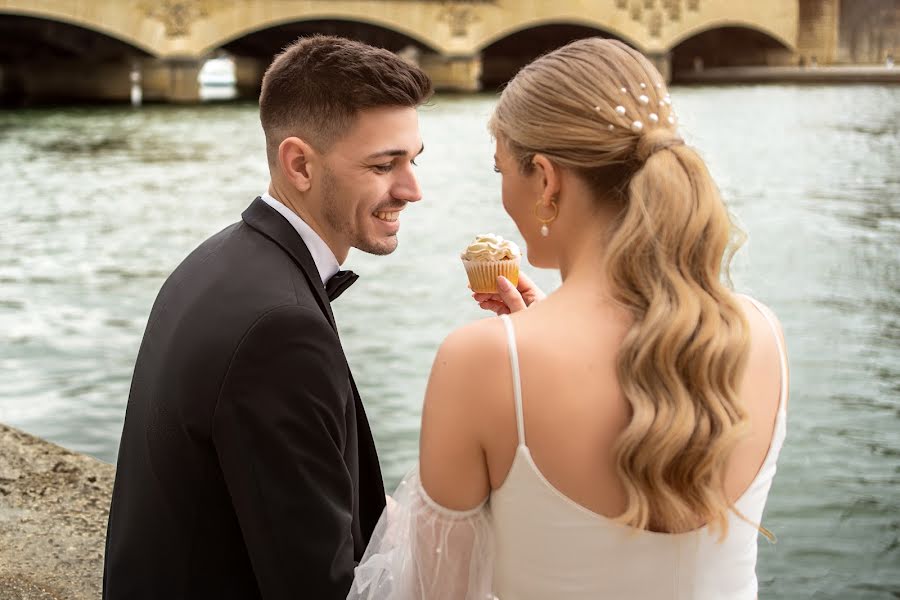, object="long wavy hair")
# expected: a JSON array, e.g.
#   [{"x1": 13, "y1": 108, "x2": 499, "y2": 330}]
[{"x1": 489, "y1": 38, "x2": 752, "y2": 538}]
